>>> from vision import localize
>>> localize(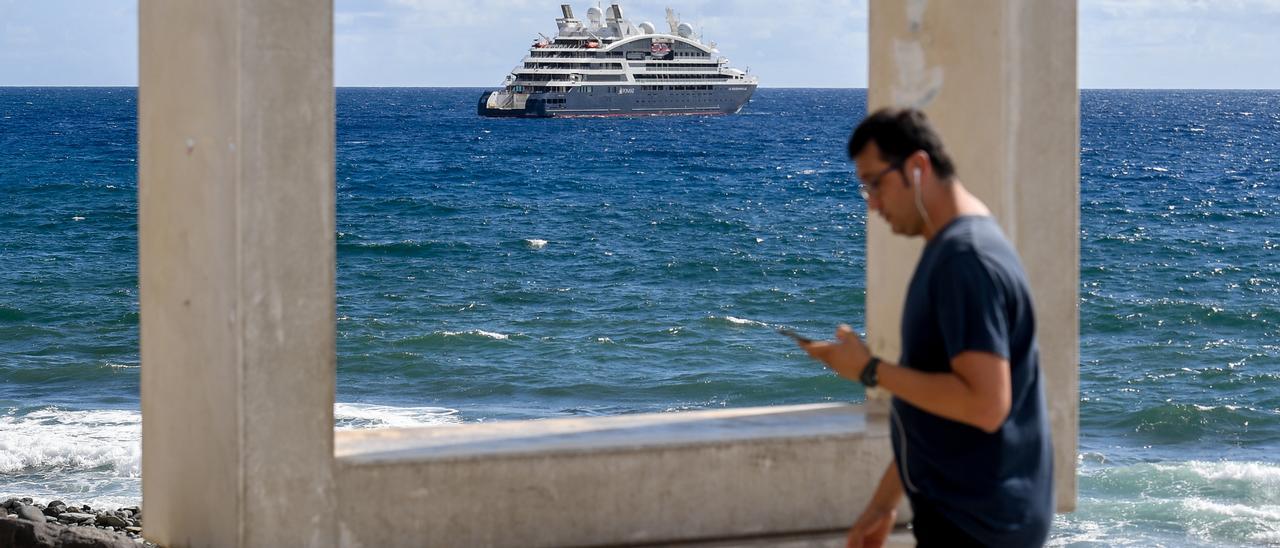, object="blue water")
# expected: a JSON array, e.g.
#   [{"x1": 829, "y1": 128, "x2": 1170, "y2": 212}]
[{"x1": 1, "y1": 87, "x2": 1278, "y2": 546}]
